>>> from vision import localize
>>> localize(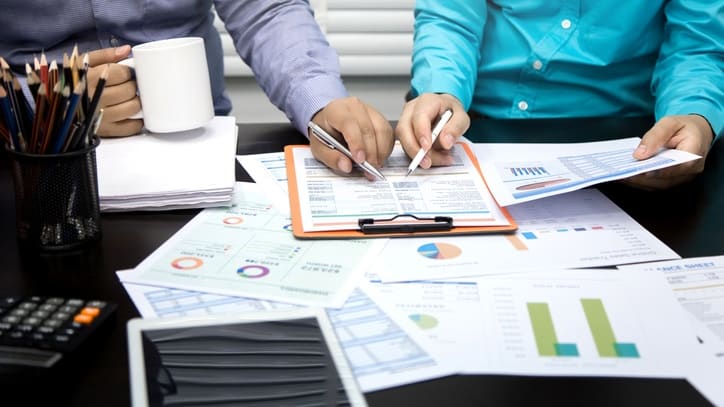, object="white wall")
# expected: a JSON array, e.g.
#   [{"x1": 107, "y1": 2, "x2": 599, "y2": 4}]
[
  {"x1": 224, "y1": 75, "x2": 410, "y2": 124},
  {"x1": 218, "y1": 1, "x2": 414, "y2": 125}
]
